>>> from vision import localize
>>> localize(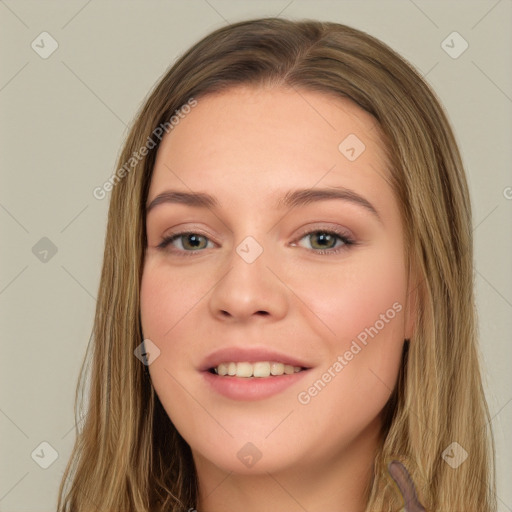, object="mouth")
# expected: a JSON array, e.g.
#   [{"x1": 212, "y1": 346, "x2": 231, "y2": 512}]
[
  {"x1": 200, "y1": 347, "x2": 312, "y2": 400},
  {"x1": 209, "y1": 361, "x2": 305, "y2": 378}
]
